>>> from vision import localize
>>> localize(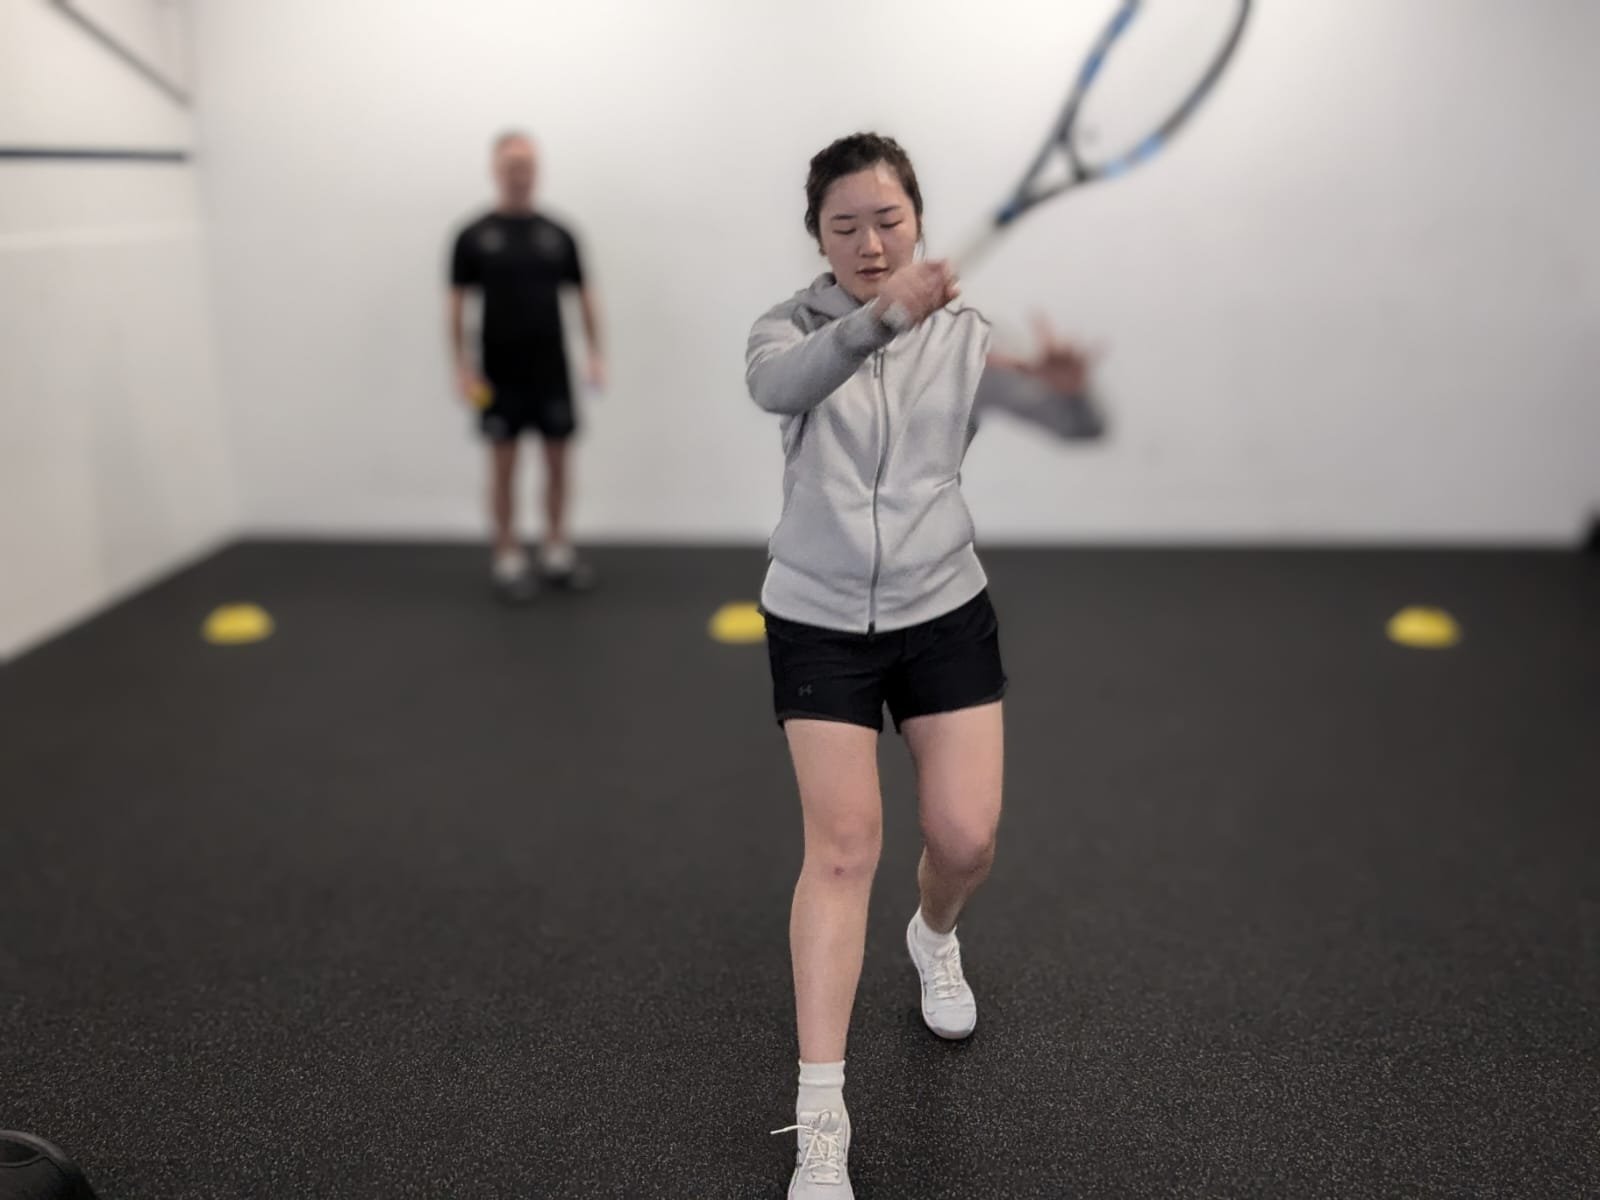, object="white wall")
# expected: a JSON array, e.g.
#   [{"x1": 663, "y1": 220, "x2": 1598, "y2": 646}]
[
  {"x1": 191, "y1": 0, "x2": 1599, "y2": 544},
  {"x1": 0, "y1": 0, "x2": 236, "y2": 659}
]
